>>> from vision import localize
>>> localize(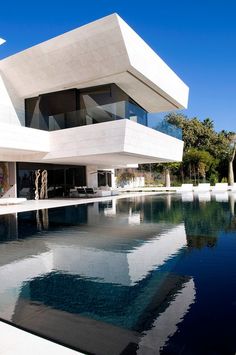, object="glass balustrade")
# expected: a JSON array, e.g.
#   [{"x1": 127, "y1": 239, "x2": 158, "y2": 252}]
[{"x1": 0, "y1": 101, "x2": 182, "y2": 140}]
